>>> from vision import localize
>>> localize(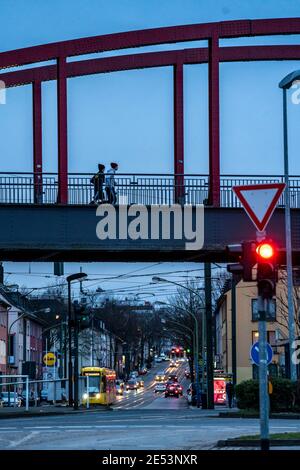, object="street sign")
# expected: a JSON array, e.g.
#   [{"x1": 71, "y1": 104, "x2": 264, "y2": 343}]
[
  {"x1": 232, "y1": 183, "x2": 286, "y2": 232},
  {"x1": 43, "y1": 352, "x2": 57, "y2": 367},
  {"x1": 250, "y1": 341, "x2": 273, "y2": 366}
]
